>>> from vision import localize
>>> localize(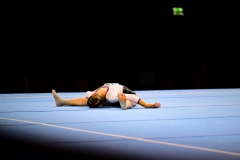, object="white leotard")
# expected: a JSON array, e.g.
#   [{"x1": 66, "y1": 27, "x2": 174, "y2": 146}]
[{"x1": 85, "y1": 83, "x2": 140, "y2": 104}]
